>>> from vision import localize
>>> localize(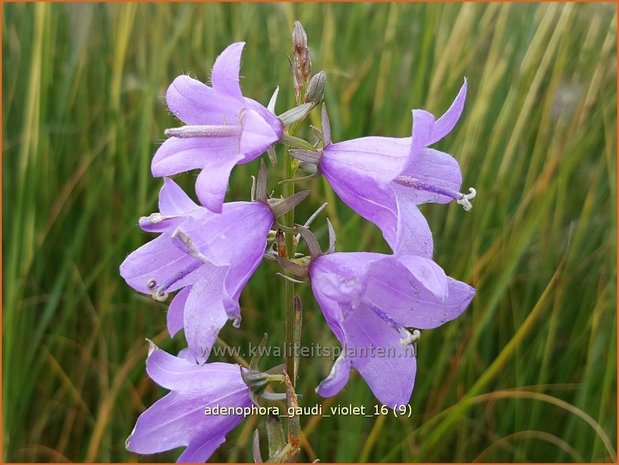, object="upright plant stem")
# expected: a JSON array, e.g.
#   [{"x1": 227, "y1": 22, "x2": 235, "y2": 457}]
[
  {"x1": 281, "y1": 120, "x2": 302, "y2": 460},
  {"x1": 282, "y1": 110, "x2": 305, "y2": 385},
  {"x1": 283, "y1": 147, "x2": 297, "y2": 386}
]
